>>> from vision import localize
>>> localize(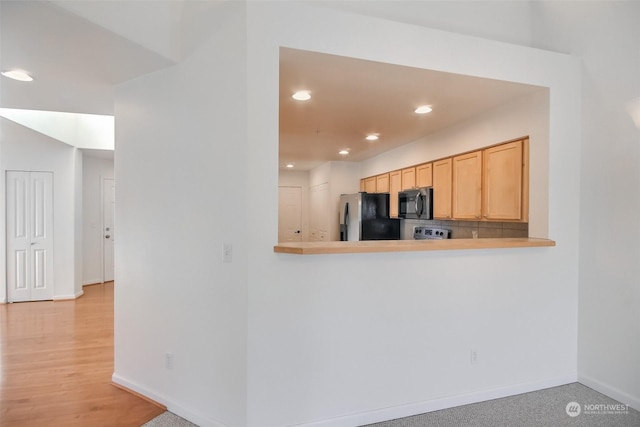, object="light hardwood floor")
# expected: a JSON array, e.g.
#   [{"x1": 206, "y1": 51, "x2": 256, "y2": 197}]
[{"x1": 0, "y1": 282, "x2": 166, "y2": 426}]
